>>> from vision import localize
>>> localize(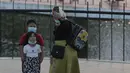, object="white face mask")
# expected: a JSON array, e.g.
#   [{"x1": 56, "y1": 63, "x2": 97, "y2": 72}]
[
  {"x1": 52, "y1": 6, "x2": 67, "y2": 26},
  {"x1": 28, "y1": 40, "x2": 36, "y2": 45},
  {"x1": 54, "y1": 19, "x2": 61, "y2": 26},
  {"x1": 28, "y1": 27, "x2": 37, "y2": 33}
]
